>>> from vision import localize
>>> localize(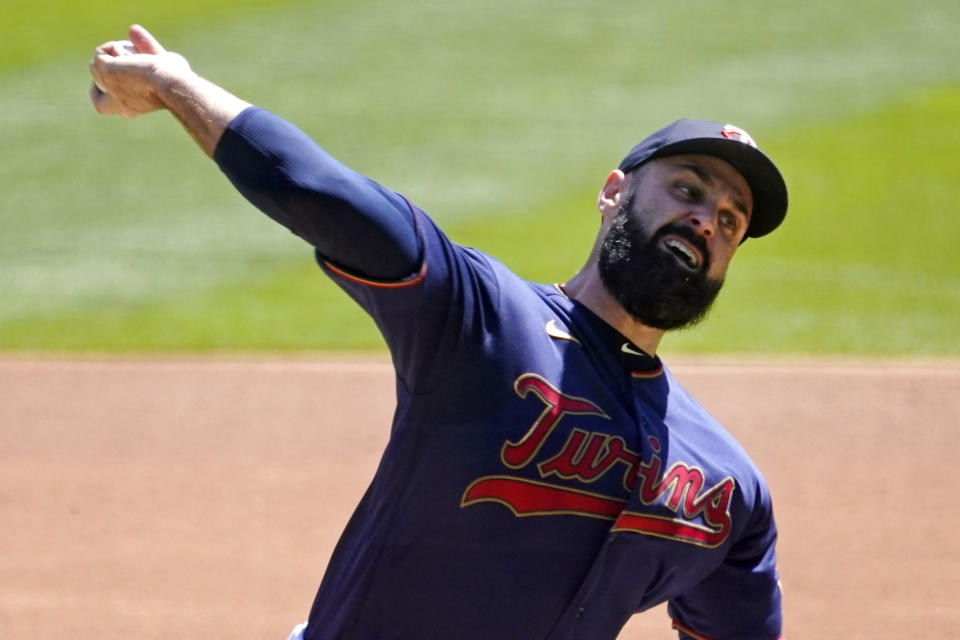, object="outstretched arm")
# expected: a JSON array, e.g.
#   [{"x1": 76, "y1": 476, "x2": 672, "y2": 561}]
[
  {"x1": 89, "y1": 25, "x2": 420, "y2": 281},
  {"x1": 89, "y1": 24, "x2": 250, "y2": 156}
]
